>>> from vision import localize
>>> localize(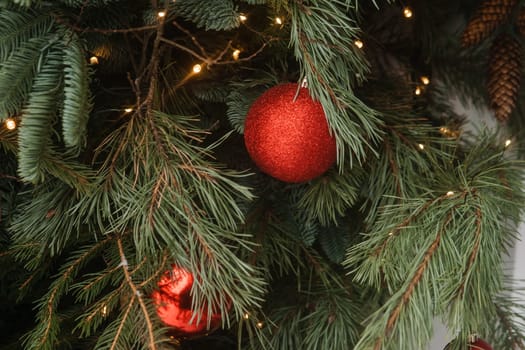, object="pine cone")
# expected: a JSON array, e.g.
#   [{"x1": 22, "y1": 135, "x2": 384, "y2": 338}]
[
  {"x1": 461, "y1": 0, "x2": 517, "y2": 47},
  {"x1": 516, "y1": 5, "x2": 525, "y2": 37},
  {"x1": 487, "y1": 33, "x2": 522, "y2": 122}
]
